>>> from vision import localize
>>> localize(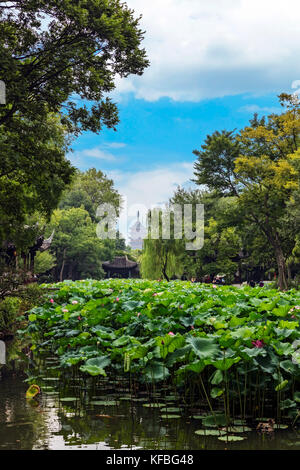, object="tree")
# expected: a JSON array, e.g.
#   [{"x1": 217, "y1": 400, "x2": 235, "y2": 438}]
[
  {"x1": 0, "y1": 0, "x2": 148, "y2": 249},
  {"x1": 192, "y1": 94, "x2": 300, "y2": 289},
  {"x1": 169, "y1": 188, "x2": 243, "y2": 282},
  {"x1": 140, "y1": 208, "x2": 183, "y2": 281},
  {"x1": 192, "y1": 130, "x2": 240, "y2": 196},
  {"x1": 34, "y1": 251, "x2": 57, "y2": 275},
  {"x1": 59, "y1": 168, "x2": 121, "y2": 219},
  {"x1": 0, "y1": 0, "x2": 149, "y2": 134},
  {"x1": 48, "y1": 207, "x2": 116, "y2": 281},
  {"x1": 0, "y1": 114, "x2": 75, "y2": 245}
]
